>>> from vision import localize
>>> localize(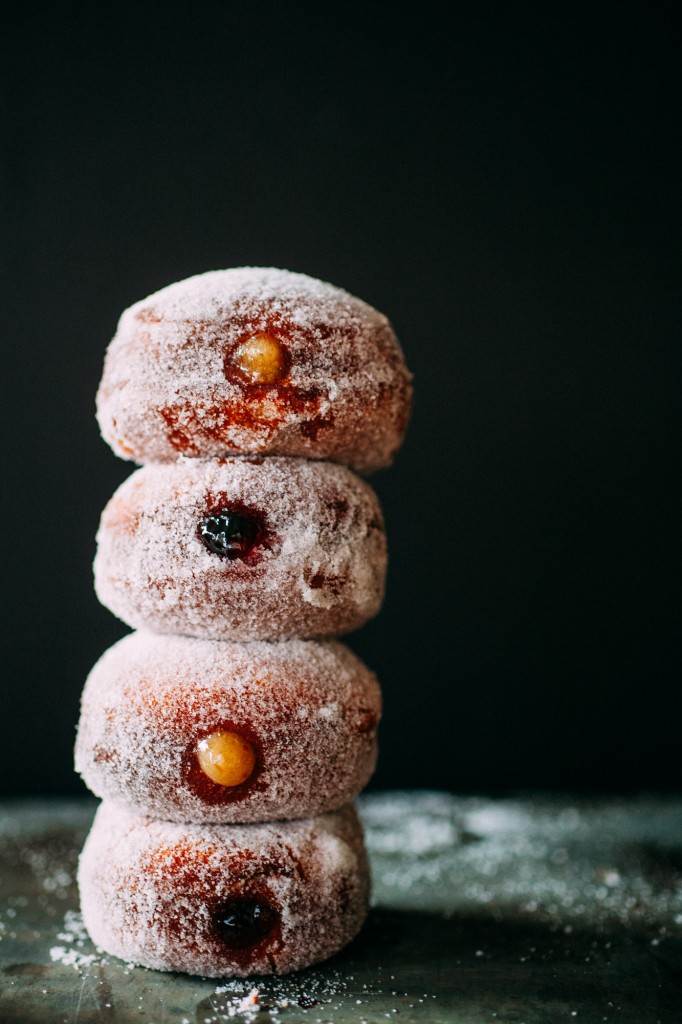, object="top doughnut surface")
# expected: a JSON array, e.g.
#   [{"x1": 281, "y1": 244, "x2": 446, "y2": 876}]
[{"x1": 97, "y1": 268, "x2": 413, "y2": 472}]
